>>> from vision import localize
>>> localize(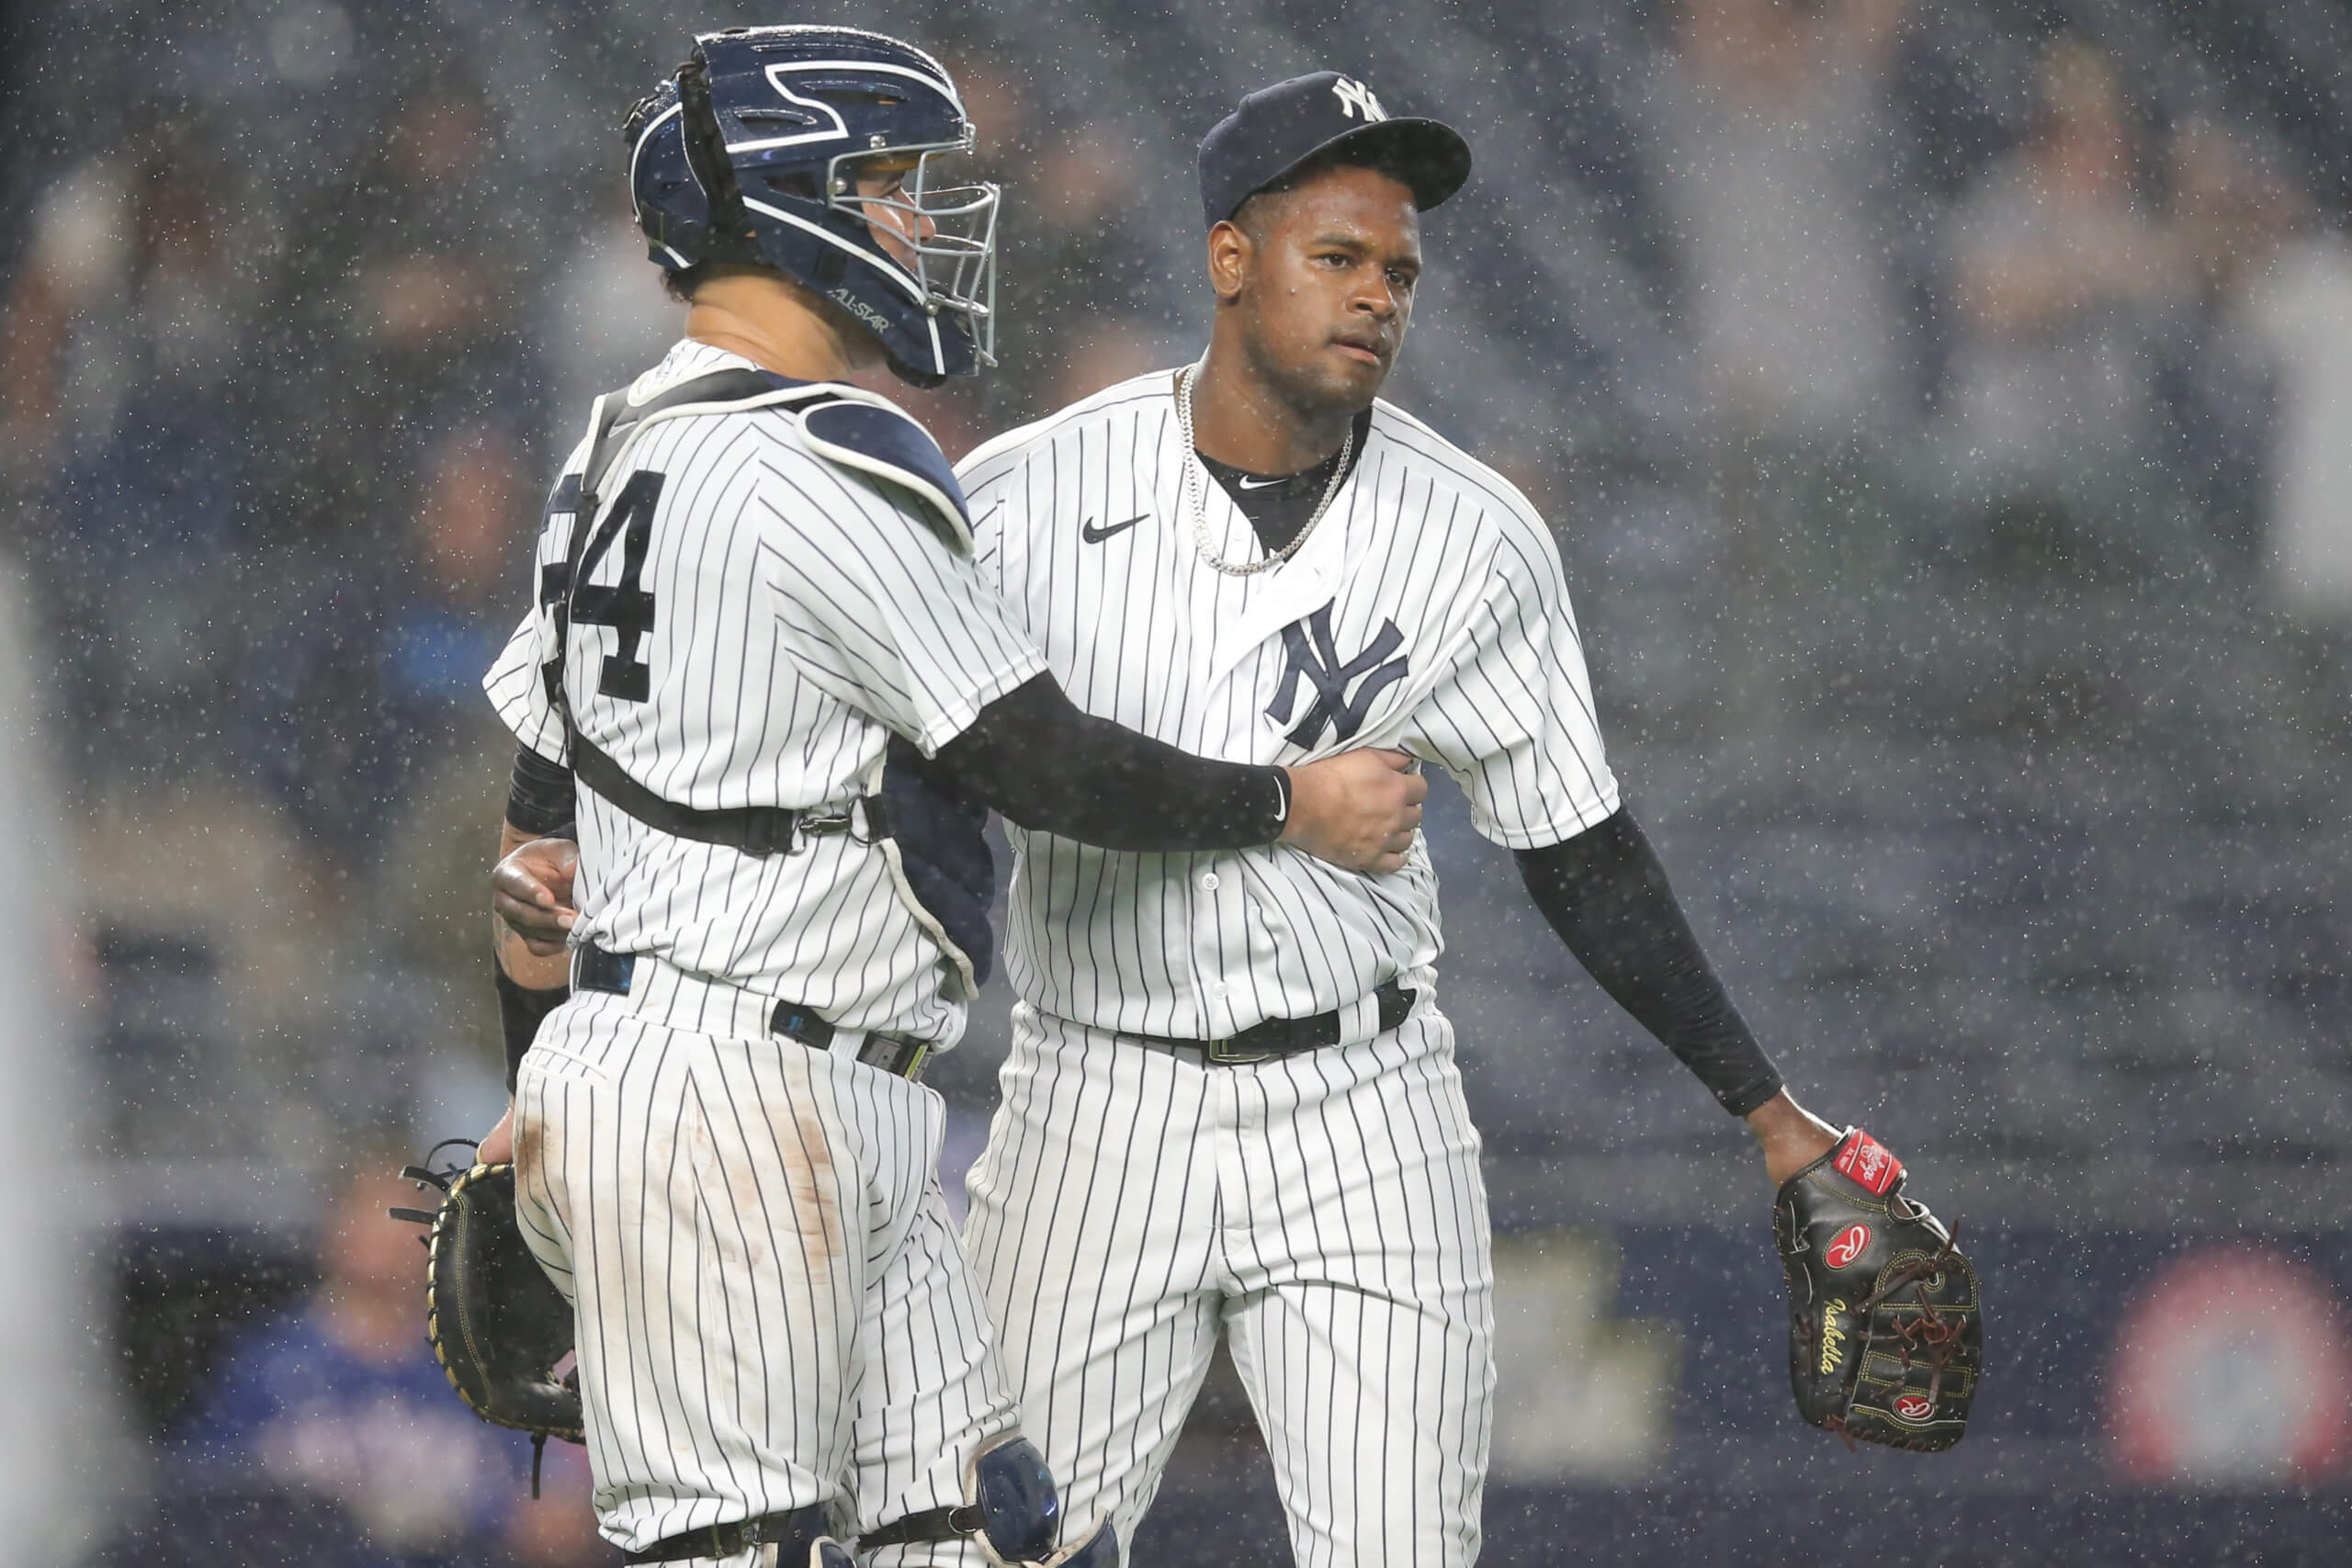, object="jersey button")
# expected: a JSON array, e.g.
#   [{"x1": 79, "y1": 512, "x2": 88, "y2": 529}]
[
  {"x1": 1199, "y1": 872, "x2": 1220, "y2": 891},
  {"x1": 1211, "y1": 981, "x2": 1230, "y2": 998}
]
